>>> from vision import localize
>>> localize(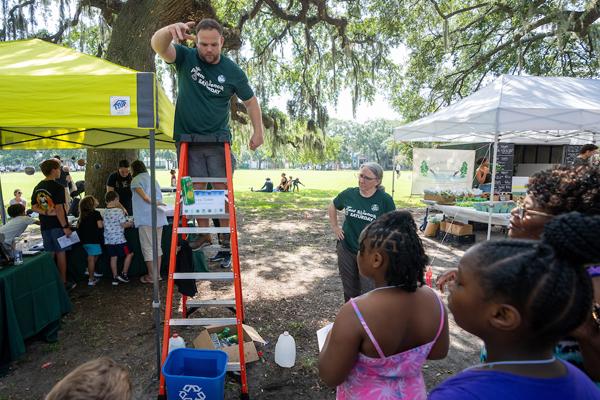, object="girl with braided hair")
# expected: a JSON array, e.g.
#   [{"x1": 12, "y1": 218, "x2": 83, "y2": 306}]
[
  {"x1": 319, "y1": 211, "x2": 449, "y2": 399},
  {"x1": 437, "y1": 165, "x2": 600, "y2": 385},
  {"x1": 430, "y1": 212, "x2": 600, "y2": 399}
]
